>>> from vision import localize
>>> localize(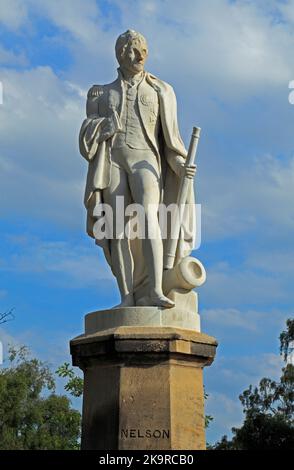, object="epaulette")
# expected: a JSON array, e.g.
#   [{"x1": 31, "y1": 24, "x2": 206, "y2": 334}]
[{"x1": 87, "y1": 85, "x2": 104, "y2": 99}]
